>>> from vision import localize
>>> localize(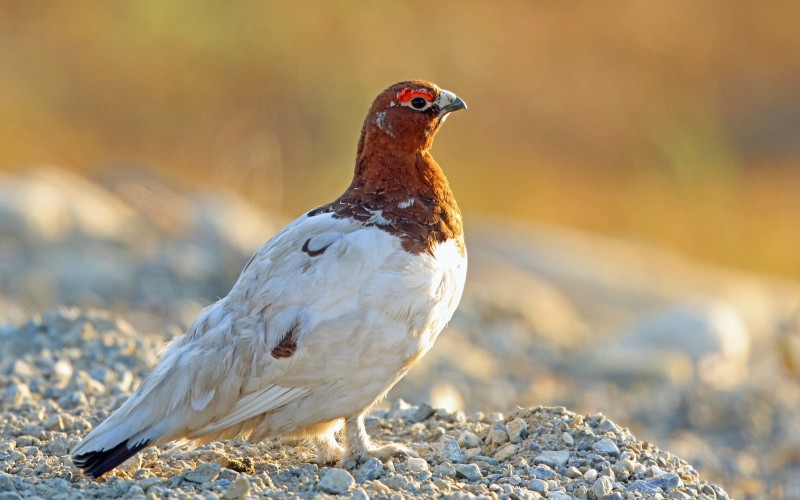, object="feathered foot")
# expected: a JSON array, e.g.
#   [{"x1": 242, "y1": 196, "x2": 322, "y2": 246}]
[
  {"x1": 310, "y1": 431, "x2": 345, "y2": 465},
  {"x1": 340, "y1": 413, "x2": 414, "y2": 469}
]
